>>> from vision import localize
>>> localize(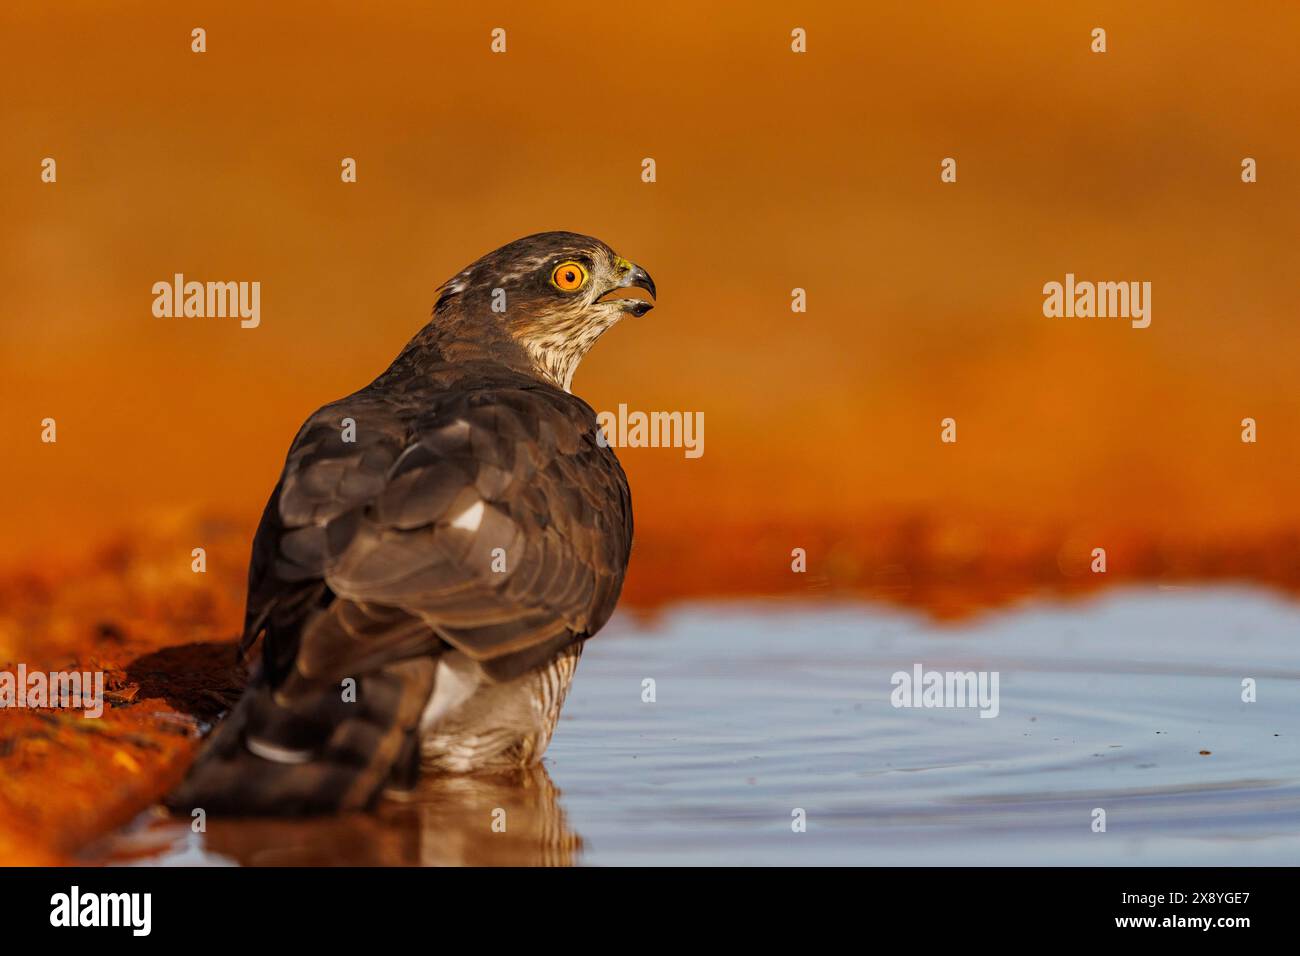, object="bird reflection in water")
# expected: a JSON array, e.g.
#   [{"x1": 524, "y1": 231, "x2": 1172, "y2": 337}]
[{"x1": 101, "y1": 764, "x2": 581, "y2": 866}]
